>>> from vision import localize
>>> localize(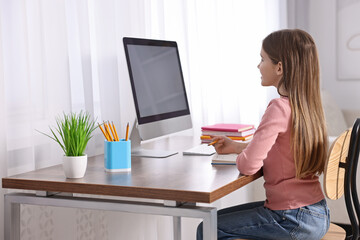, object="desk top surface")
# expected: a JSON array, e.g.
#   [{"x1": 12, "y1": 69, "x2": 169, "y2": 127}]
[{"x1": 2, "y1": 135, "x2": 261, "y2": 203}]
